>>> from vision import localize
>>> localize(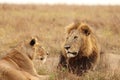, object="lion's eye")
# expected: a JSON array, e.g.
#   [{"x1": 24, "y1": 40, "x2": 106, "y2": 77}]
[{"x1": 74, "y1": 36, "x2": 78, "y2": 39}]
